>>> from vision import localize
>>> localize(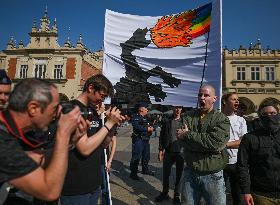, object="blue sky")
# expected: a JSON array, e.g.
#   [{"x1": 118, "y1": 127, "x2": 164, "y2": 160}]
[{"x1": 0, "y1": 0, "x2": 279, "y2": 52}]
